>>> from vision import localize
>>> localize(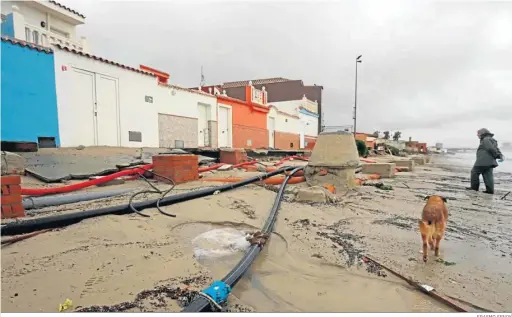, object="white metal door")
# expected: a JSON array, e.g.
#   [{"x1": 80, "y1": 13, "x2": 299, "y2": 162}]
[
  {"x1": 70, "y1": 68, "x2": 96, "y2": 146},
  {"x1": 197, "y1": 104, "x2": 208, "y2": 147},
  {"x1": 268, "y1": 117, "x2": 275, "y2": 148},
  {"x1": 218, "y1": 106, "x2": 230, "y2": 147},
  {"x1": 95, "y1": 74, "x2": 120, "y2": 146}
]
